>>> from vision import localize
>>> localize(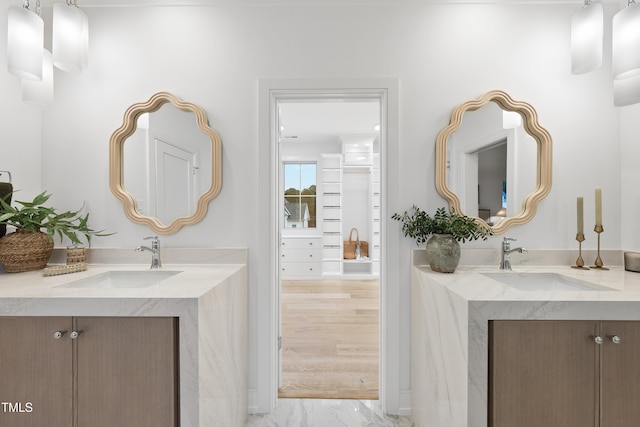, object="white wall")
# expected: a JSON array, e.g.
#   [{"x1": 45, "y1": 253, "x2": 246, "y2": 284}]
[
  {"x1": 1, "y1": 0, "x2": 635, "y2": 415},
  {"x1": 621, "y1": 103, "x2": 640, "y2": 251},
  {"x1": 0, "y1": 7, "x2": 43, "y2": 202}
]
